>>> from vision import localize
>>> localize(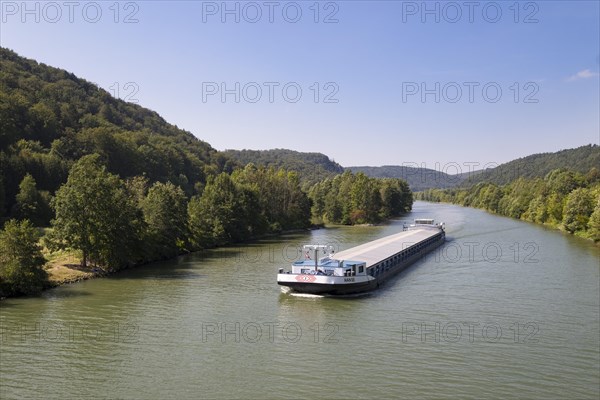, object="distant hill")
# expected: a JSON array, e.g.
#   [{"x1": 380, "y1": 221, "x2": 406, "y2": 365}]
[
  {"x1": 0, "y1": 47, "x2": 226, "y2": 216},
  {"x1": 222, "y1": 149, "x2": 344, "y2": 185},
  {"x1": 222, "y1": 150, "x2": 476, "y2": 191},
  {"x1": 346, "y1": 165, "x2": 467, "y2": 191},
  {"x1": 222, "y1": 145, "x2": 598, "y2": 193},
  {"x1": 348, "y1": 145, "x2": 600, "y2": 190},
  {"x1": 461, "y1": 144, "x2": 600, "y2": 186}
]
